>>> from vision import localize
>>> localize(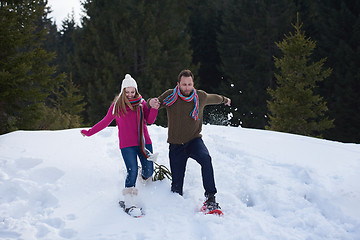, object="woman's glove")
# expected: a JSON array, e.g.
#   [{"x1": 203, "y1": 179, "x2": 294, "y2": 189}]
[{"x1": 80, "y1": 129, "x2": 90, "y2": 137}]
